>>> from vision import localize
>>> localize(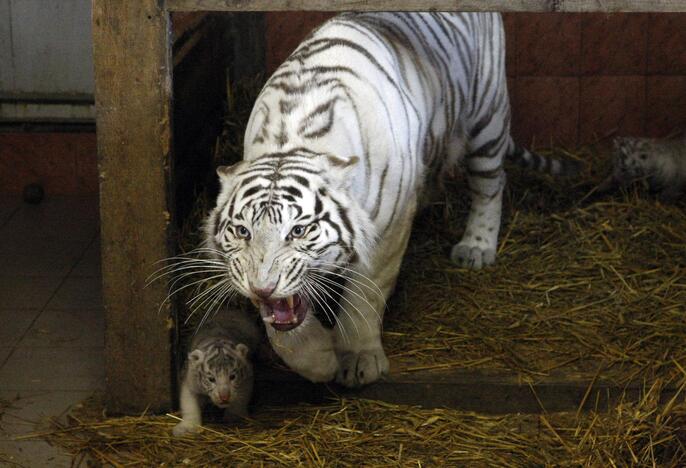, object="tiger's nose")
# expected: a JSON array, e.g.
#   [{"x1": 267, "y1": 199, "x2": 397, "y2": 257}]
[
  {"x1": 219, "y1": 392, "x2": 231, "y2": 403},
  {"x1": 251, "y1": 283, "x2": 276, "y2": 300}
]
